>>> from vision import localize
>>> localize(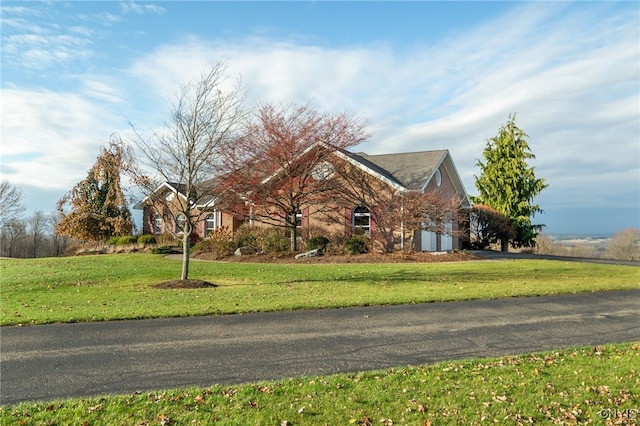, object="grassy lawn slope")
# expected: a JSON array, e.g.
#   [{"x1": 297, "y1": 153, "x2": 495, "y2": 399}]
[{"x1": 1, "y1": 253, "x2": 638, "y2": 326}]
